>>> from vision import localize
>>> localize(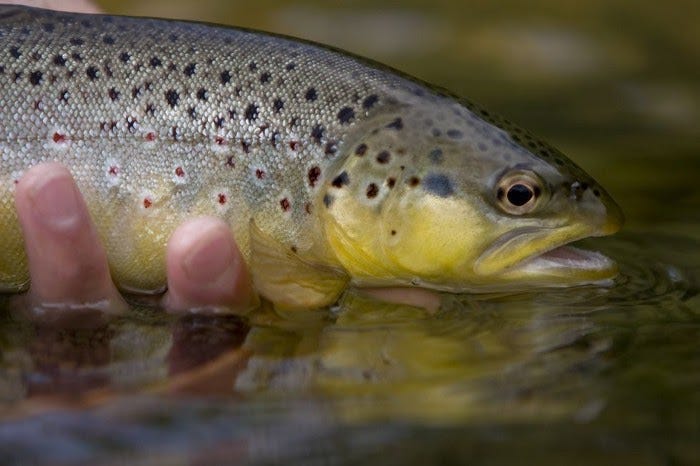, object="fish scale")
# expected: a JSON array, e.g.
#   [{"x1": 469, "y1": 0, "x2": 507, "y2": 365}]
[{"x1": 0, "y1": 6, "x2": 623, "y2": 309}]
